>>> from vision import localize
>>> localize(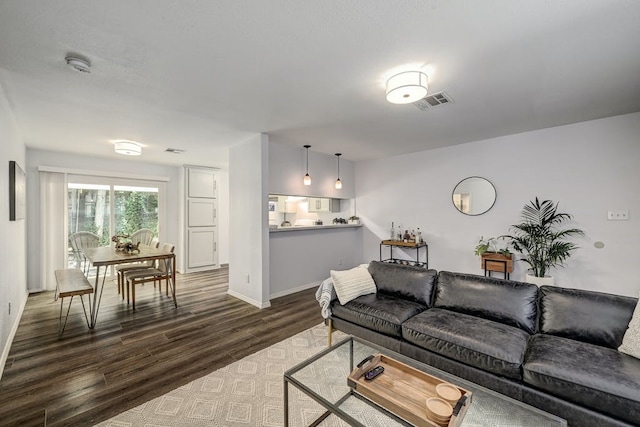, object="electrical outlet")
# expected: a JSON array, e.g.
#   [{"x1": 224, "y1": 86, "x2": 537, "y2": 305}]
[{"x1": 607, "y1": 210, "x2": 629, "y2": 221}]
